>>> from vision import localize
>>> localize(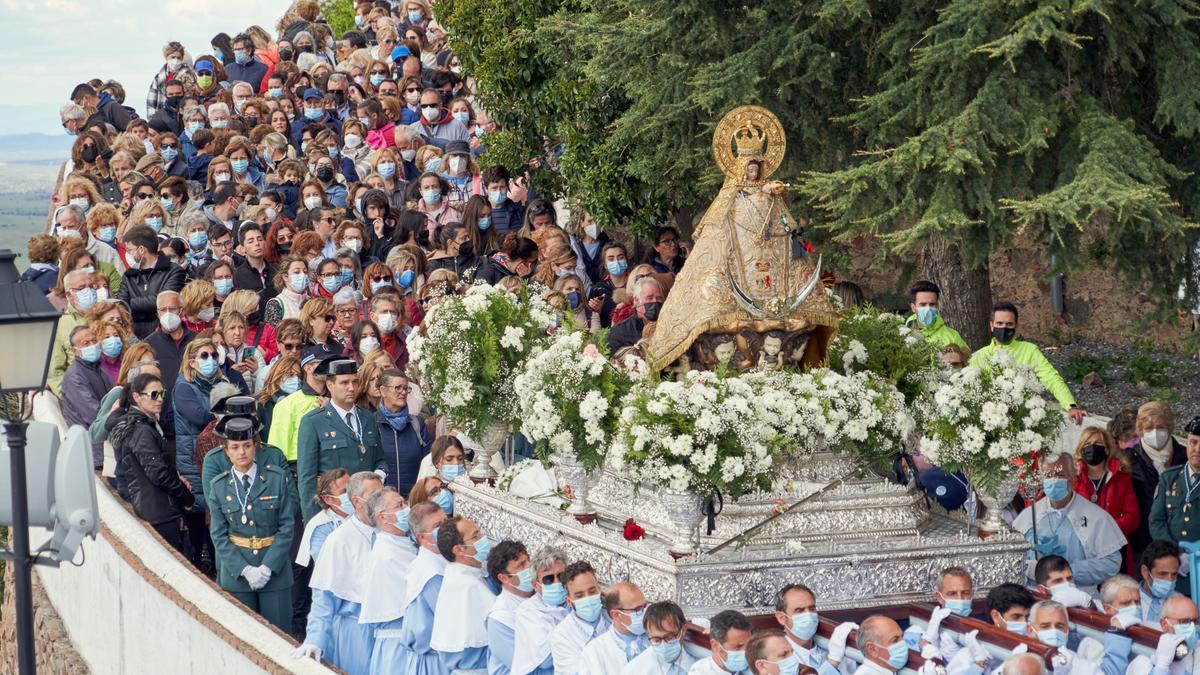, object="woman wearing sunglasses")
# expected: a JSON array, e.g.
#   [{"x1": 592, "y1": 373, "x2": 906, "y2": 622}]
[{"x1": 109, "y1": 373, "x2": 195, "y2": 554}]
